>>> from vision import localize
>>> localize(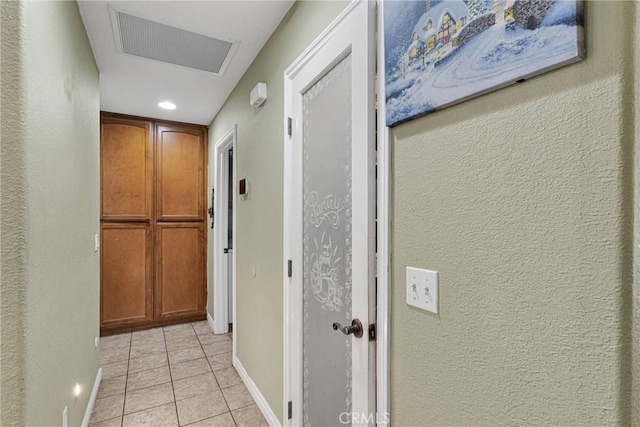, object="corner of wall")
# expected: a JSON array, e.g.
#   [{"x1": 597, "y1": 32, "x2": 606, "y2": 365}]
[
  {"x1": 632, "y1": 1, "x2": 640, "y2": 424},
  {"x1": 207, "y1": 128, "x2": 216, "y2": 316},
  {"x1": 0, "y1": 1, "x2": 27, "y2": 425},
  {"x1": 207, "y1": 2, "x2": 348, "y2": 424},
  {"x1": 16, "y1": 1, "x2": 100, "y2": 425}
]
